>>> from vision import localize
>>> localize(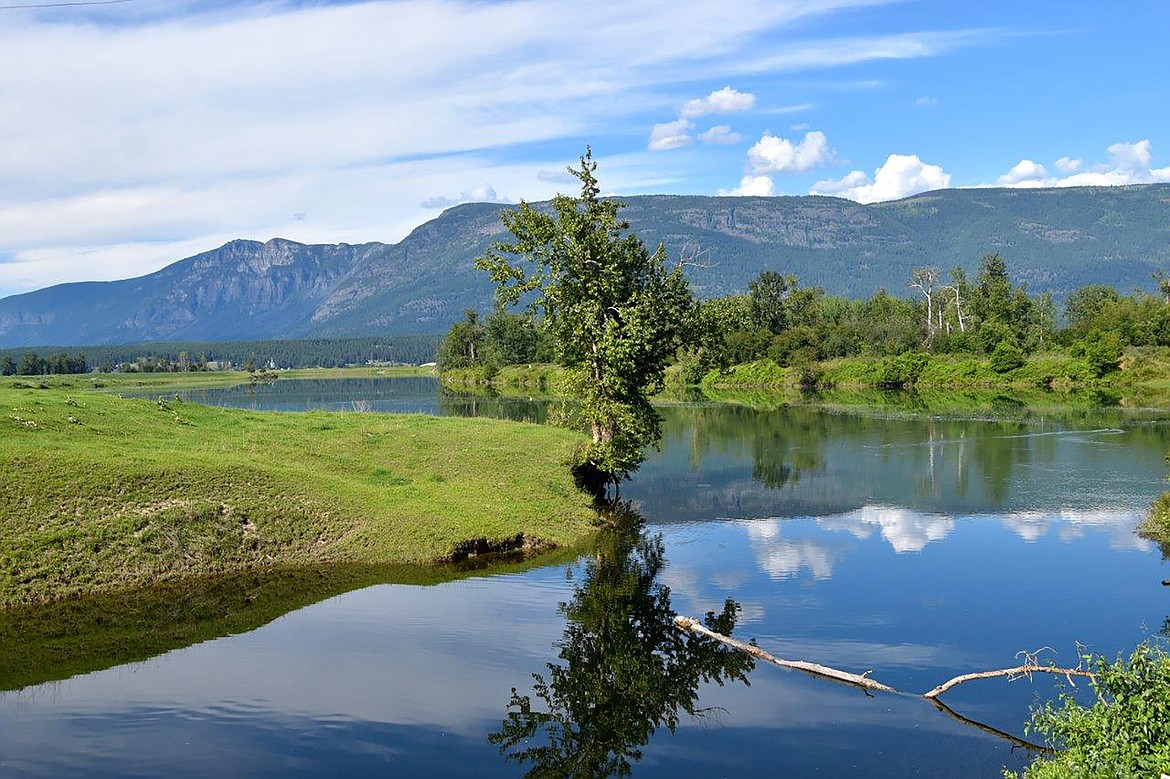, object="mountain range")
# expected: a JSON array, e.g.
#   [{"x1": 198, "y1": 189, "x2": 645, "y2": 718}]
[{"x1": 2, "y1": 184, "x2": 1169, "y2": 347}]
